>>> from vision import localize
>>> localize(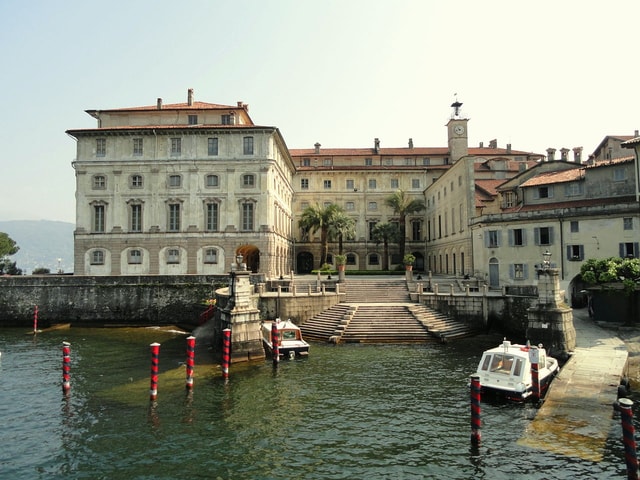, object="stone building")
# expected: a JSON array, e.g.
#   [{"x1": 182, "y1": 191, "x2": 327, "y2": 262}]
[{"x1": 67, "y1": 89, "x2": 295, "y2": 276}]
